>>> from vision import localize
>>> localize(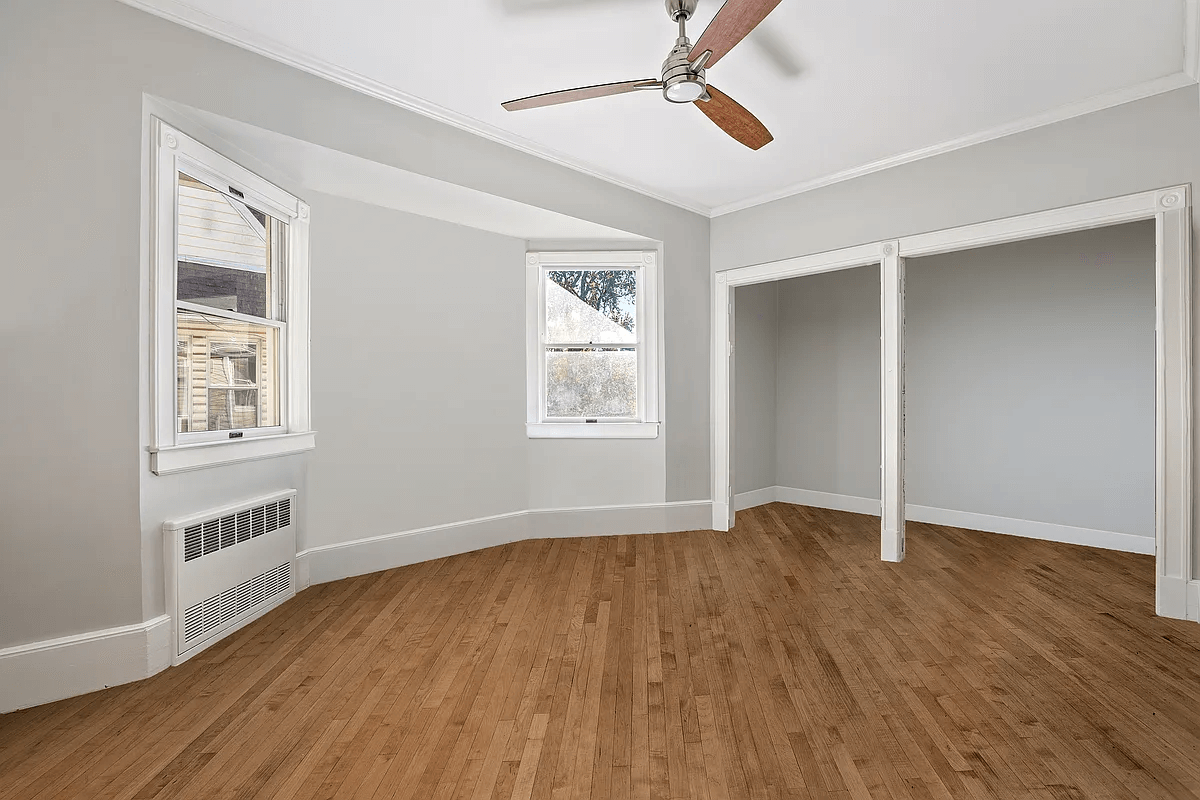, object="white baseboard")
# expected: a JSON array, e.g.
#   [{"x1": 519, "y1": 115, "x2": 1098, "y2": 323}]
[
  {"x1": 905, "y1": 503, "x2": 1155, "y2": 555},
  {"x1": 734, "y1": 486, "x2": 1155, "y2": 555},
  {"x1": 0, "y1": 615, "x2": 171, "y2": 714},
  {"x1": 2, "y1": 500, "x2": 712, "y2": 714},
  {"x1": 732, "y1": 486, "x2": 777, "y2": 512},
  {"x1": 297, "y1": 500, "x2": 713, "y2": 588},
  {"x1": 775, "y1": 486, "x2": 881, "y2": 516},
  {"x1": 1164, "y1": 575, "x2": 1193, "y2": 621}
]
